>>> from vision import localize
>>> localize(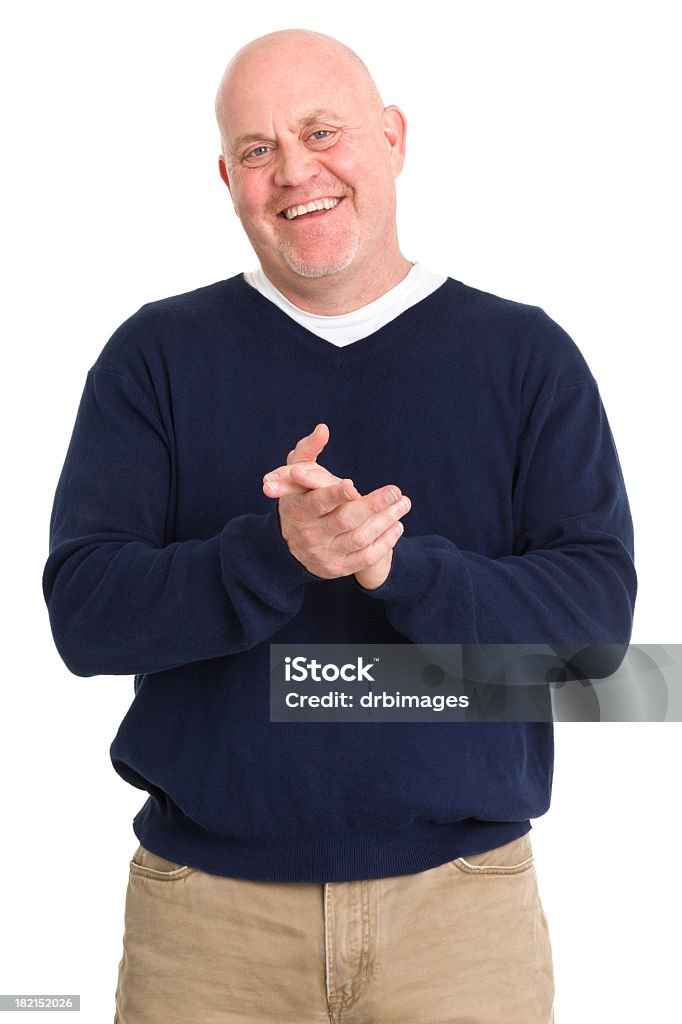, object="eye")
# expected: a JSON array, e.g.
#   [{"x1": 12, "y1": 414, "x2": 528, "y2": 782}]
[
  {"x1": 307, "y1": 129, "x2": 337, "y2": 144},
  {"x1": 244, "y1": 145, "x2": 271, "y2": 161}
]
